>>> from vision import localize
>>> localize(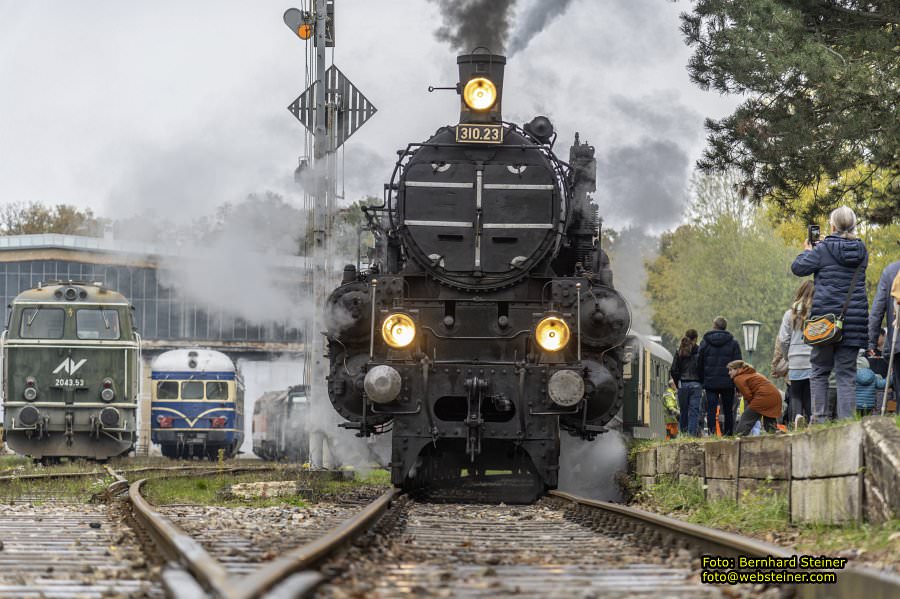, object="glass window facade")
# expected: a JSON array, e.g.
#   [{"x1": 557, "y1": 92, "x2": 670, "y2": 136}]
[{"x1": 0, "y1": 260, "x2": 304, "y2": 344}]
